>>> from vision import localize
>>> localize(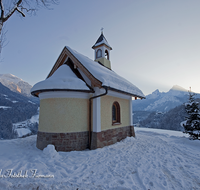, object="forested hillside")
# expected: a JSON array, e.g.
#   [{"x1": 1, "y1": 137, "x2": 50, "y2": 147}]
[{"x1": 0, "y1": 83, "x2": 39, "y2": 139}]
